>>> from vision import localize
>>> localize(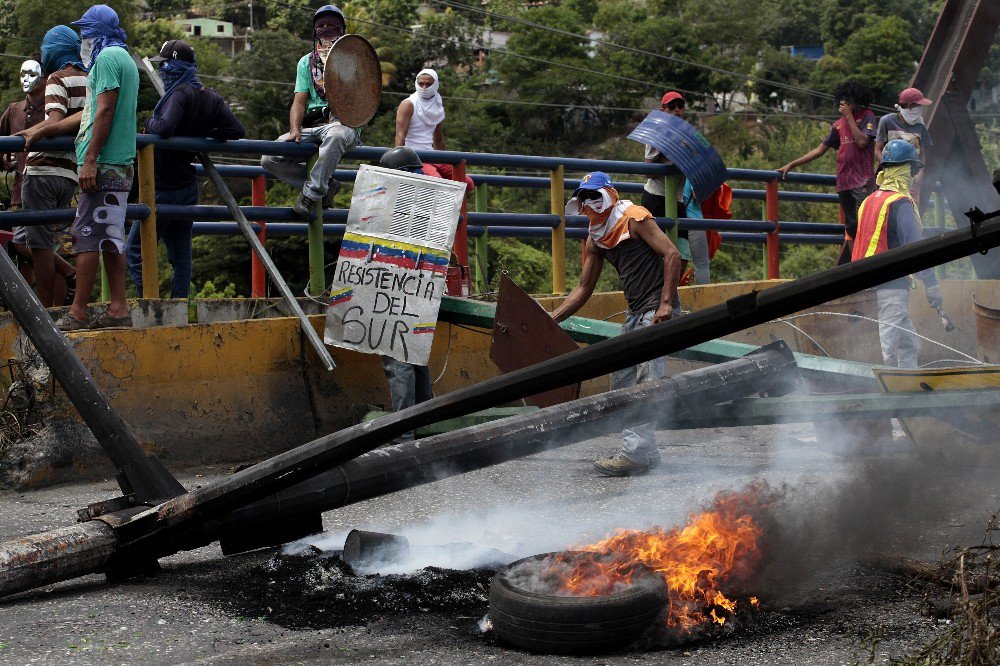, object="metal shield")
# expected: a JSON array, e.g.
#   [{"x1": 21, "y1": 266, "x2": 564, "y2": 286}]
[
  {"x1": 323, "y1": 34, "x2": 382, "y2": 128},
  {"x1": 628, "y1": 111, "x2": 727, "y2": 202}
]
